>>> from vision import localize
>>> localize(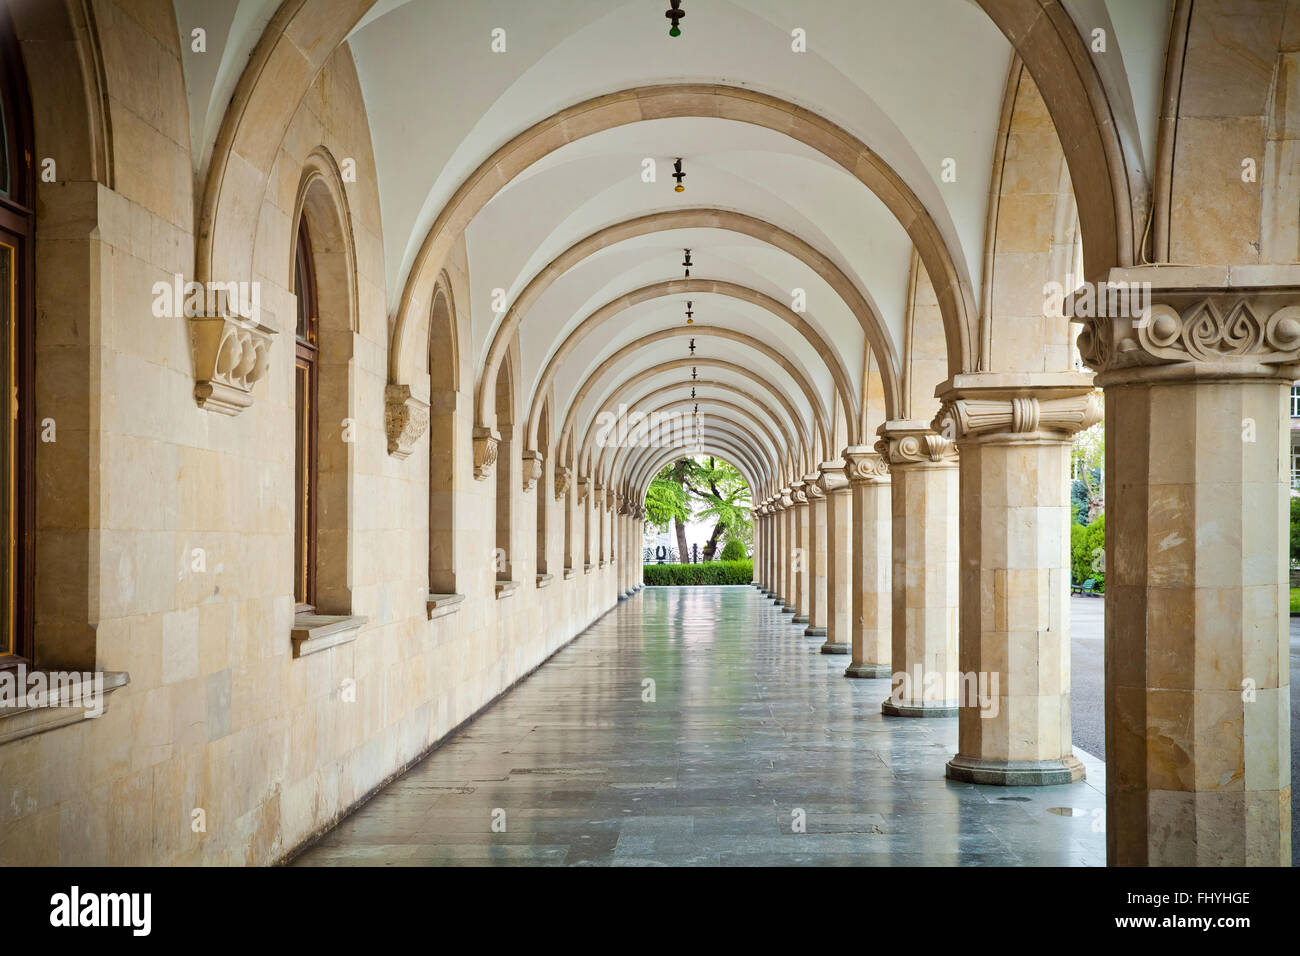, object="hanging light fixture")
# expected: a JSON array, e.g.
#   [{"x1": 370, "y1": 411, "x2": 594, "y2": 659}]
[
  {"x1": 682, "y1": 248, "x2": 692, "y2": 276},
  {"x1": 690, "y1": 386, "x2": 696, "y2": 399},
  {"x1": 666, "y1": 1, "x2": 685, "y2": 37},
  {"x1": 685, "y1": 300, "x2": 694, "y2": 325},
  {"x1": 672, "y1": 159, "x2": 686, "y2": 193},
  {"x1": 692, "y1": 366, "x2": 698, "y2": 380}
]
